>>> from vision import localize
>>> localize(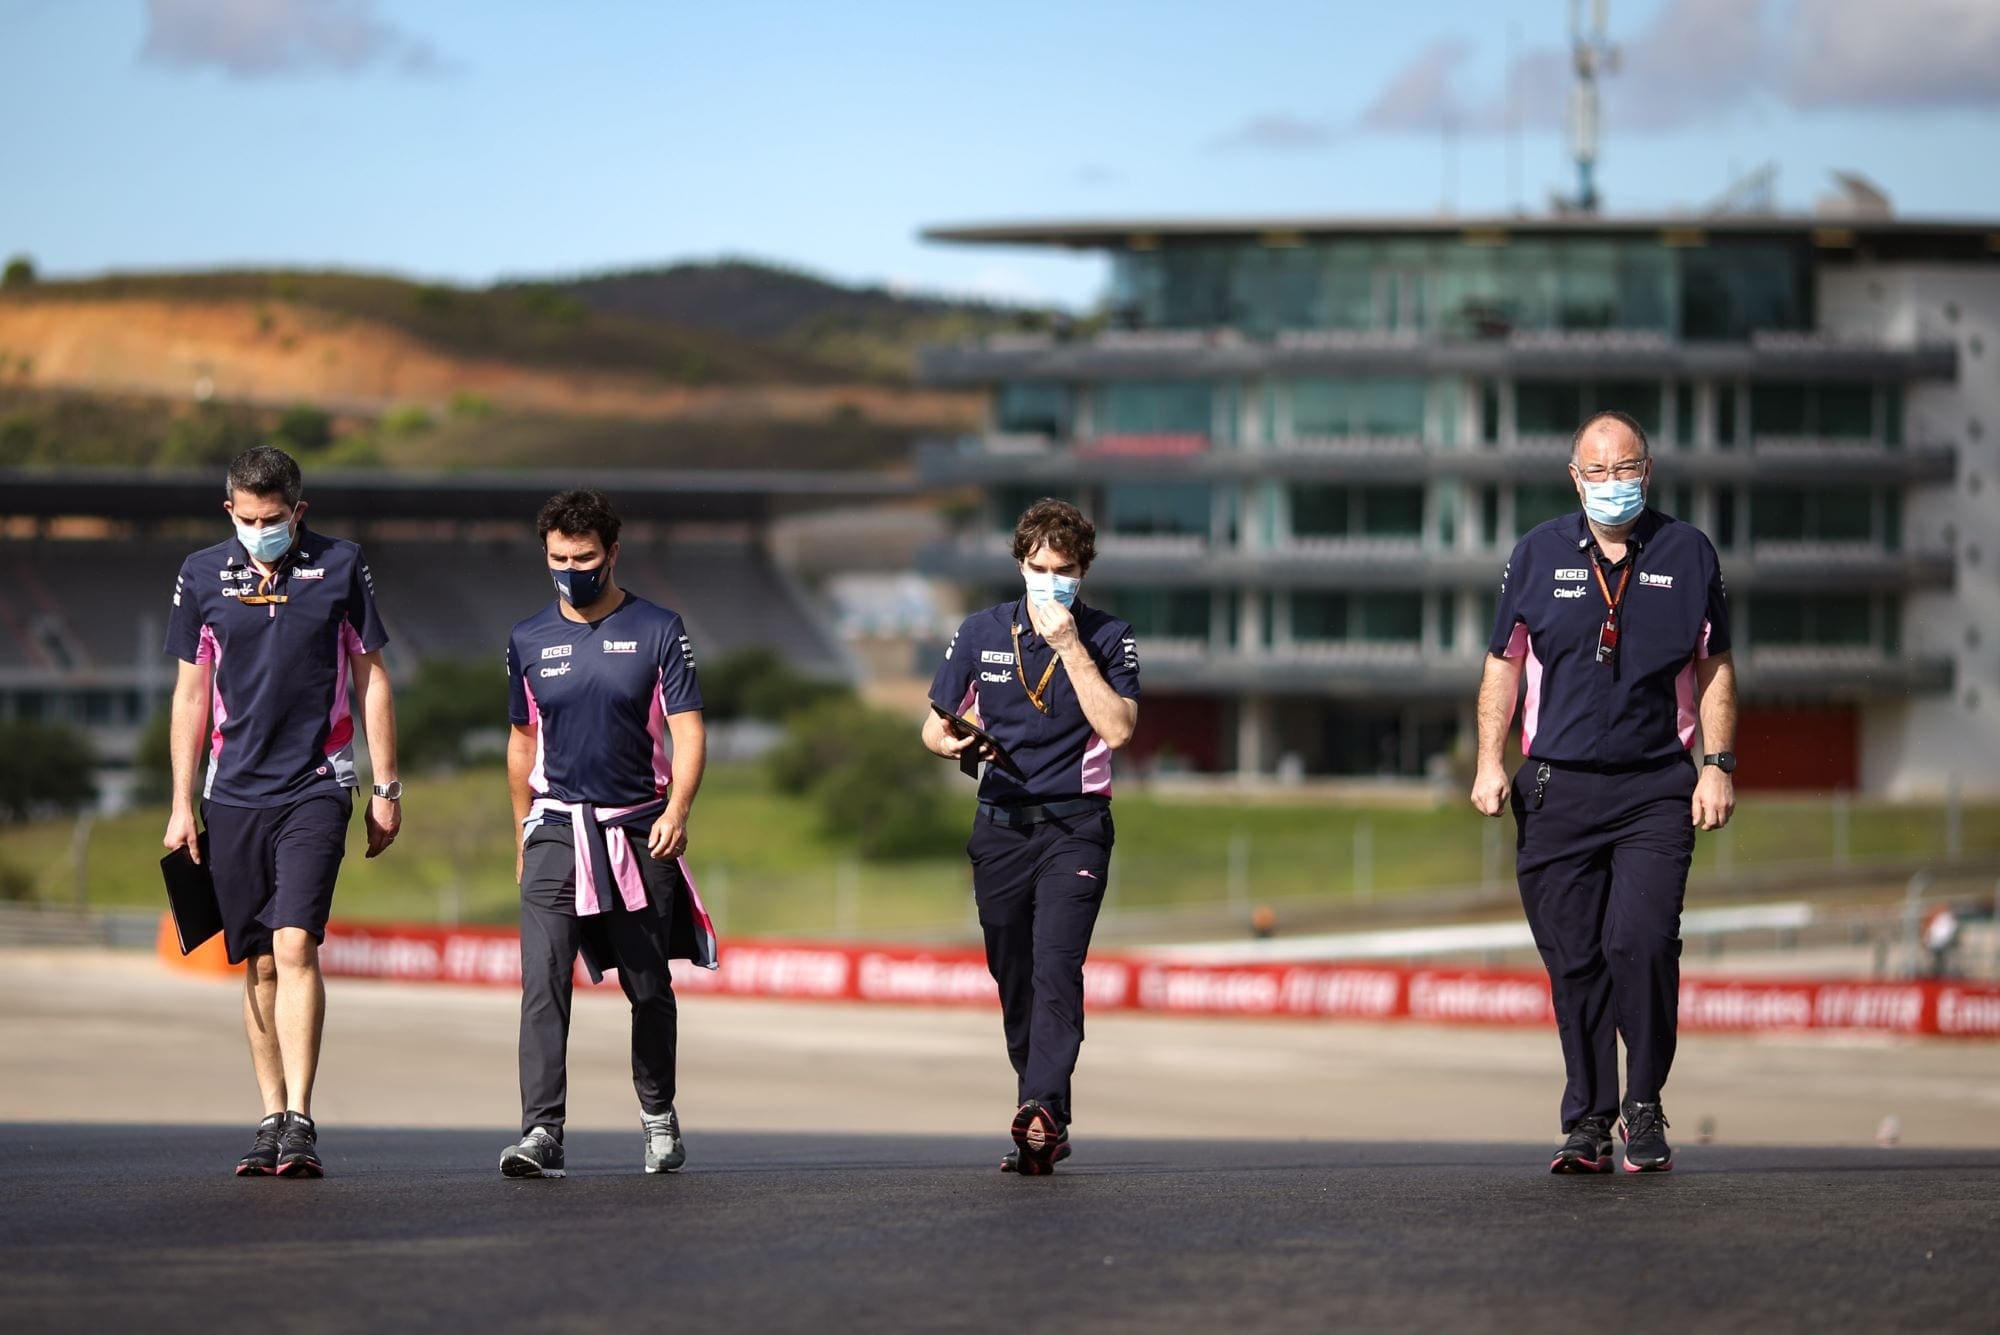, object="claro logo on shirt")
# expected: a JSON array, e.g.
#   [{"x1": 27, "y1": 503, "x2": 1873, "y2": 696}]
[
  {"x1": 979, "y1": 670, "x2": 1011, "y2": 683},
  {"x1": 538, "y1": 663, "x2": 572, "y2": 679},
  {"x1": 540, "y1": 644, "x2": 573, "y2": 660},
  {"x1": 602, "y1": 639, "x2": 639, "y2": 654}
]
